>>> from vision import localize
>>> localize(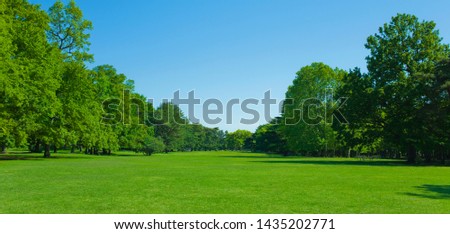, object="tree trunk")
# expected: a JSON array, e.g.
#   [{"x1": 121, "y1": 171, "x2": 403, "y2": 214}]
[
  {"x1": 1, "y1": 144, "x2": 6, "y2": 154},
  {"x1": 71, "y1": 145, "x2": 75, "y2": 153},
  {"x1": 406, "y1": 144, "x2": 416, "y2": 164},
  {"x1": 53, "y1": 145, "x2": 57, "y2": 153},
  {"x1": 34, "y1": 141, "x2": 41, "y2": 153},
  {"x1": 441, "y1": 148, "x2": 446, "y2": 165},
  {"x1": 424, "y1": 151, "x2": 432, "y2": 163},
  {"x1": 44, "y1": 144, "x2": 51, "y2": 158},
  {"x1": 396, "y1": 150, "x2": 401, "y2": 159}
]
